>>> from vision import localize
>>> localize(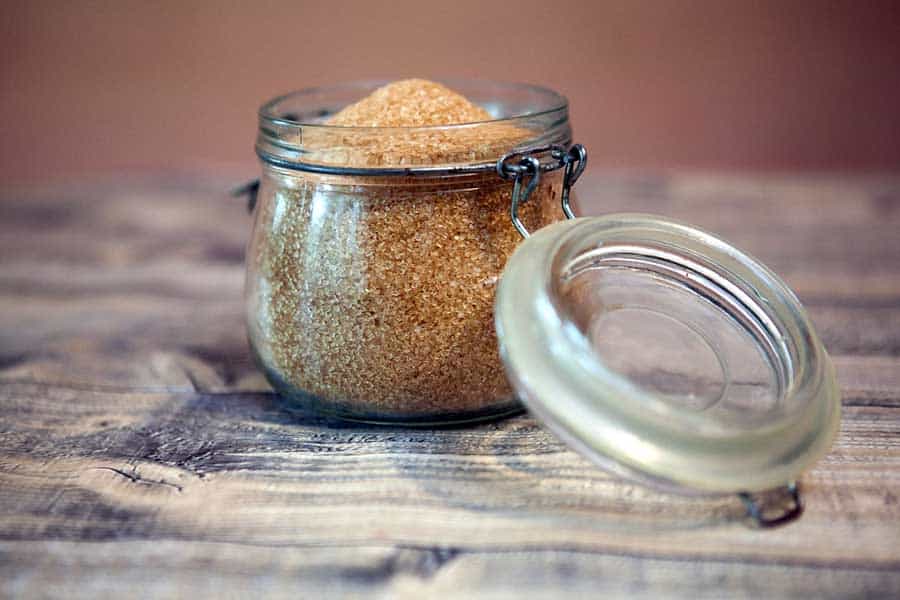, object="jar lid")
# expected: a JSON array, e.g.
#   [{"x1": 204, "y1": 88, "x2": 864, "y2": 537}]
[{"x1": 495, "y1": 214, "x2": 841, "y2": 496}]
